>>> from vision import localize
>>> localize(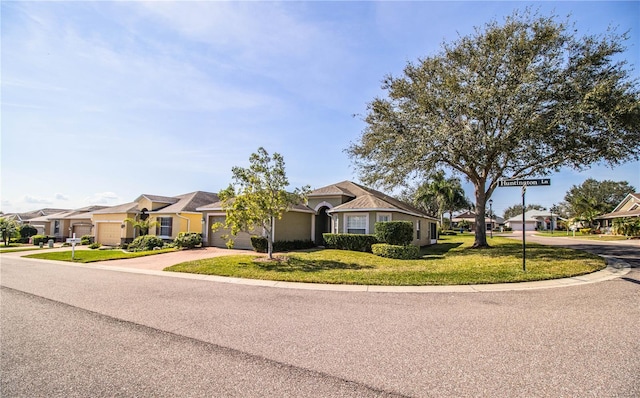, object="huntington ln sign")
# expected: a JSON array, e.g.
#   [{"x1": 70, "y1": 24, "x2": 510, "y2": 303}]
[
  {"x1": 497, "y1": 178, "x2": 551, "y2": 272},
  {"x1": 498, "y1": 178, "x2": 551, "y2": 187}
]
